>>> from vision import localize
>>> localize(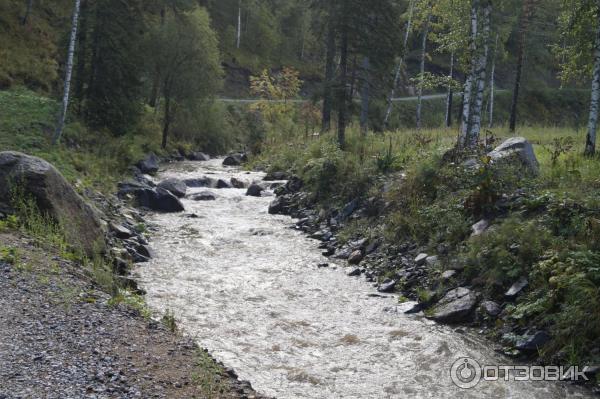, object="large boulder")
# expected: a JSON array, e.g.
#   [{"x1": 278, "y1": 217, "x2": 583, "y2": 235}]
[
  {"x1": 246, "y1": 184, "x2": 264, "y2": 197},
  {"x1": 488, "y1": 137, "x2": 539, "y2": 174},
  {"x1": 0, "y1": 151, "x2": 106, "y2": 256},
  {"x1": 158, "y1": 178, "x2": 186, "y2": 198},
  {"x1": 430, "y1": 287, "x2": 478, "y2": 324},
  {"x1": 183, "y1": 176, "x2": 216, "y2": 188},
  {"x1": 223, "y1": 153, "x2": 248, "y2": 166},
  {"x1": 136, "y1": 153, "x2": 160, "y2": 175},
  {"x1": 137, "y1": 187, "x2": 185, "y2": 212},
  {"x1": 188, "y1": 152, "x2": 210, "y2": 161}
]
